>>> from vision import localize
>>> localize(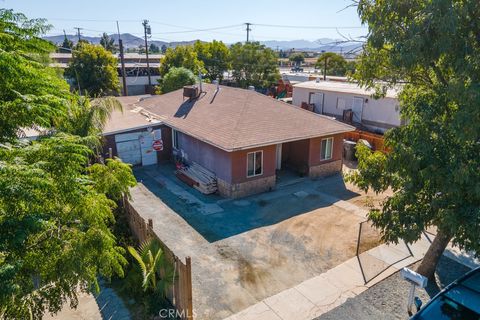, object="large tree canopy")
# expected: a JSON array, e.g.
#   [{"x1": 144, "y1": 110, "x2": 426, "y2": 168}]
[
  {"x1": 194, "y1": 40, "x2": 231, "y2": 81},
  {"x1": 0, "y1": 135, "x2": 136, "y2": 319},
  {"x1": 230, "y1": 42, "x2": 280, "y2": 89},
  {"x1": 159, "y1": 45, "x2": 205, "y2": 77},
  {"x1": 0, "y1": 10, "x2": 137, "y2": 319},
  {"x1": 0, "y1": 9, "x2": 71, "y2": 142},
  {"x1": 348, "y1": 0, "x2": 480, "y2": 278},
  {"x1": 65, "y1": 42, "x2": 119, "y2": 97}
]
